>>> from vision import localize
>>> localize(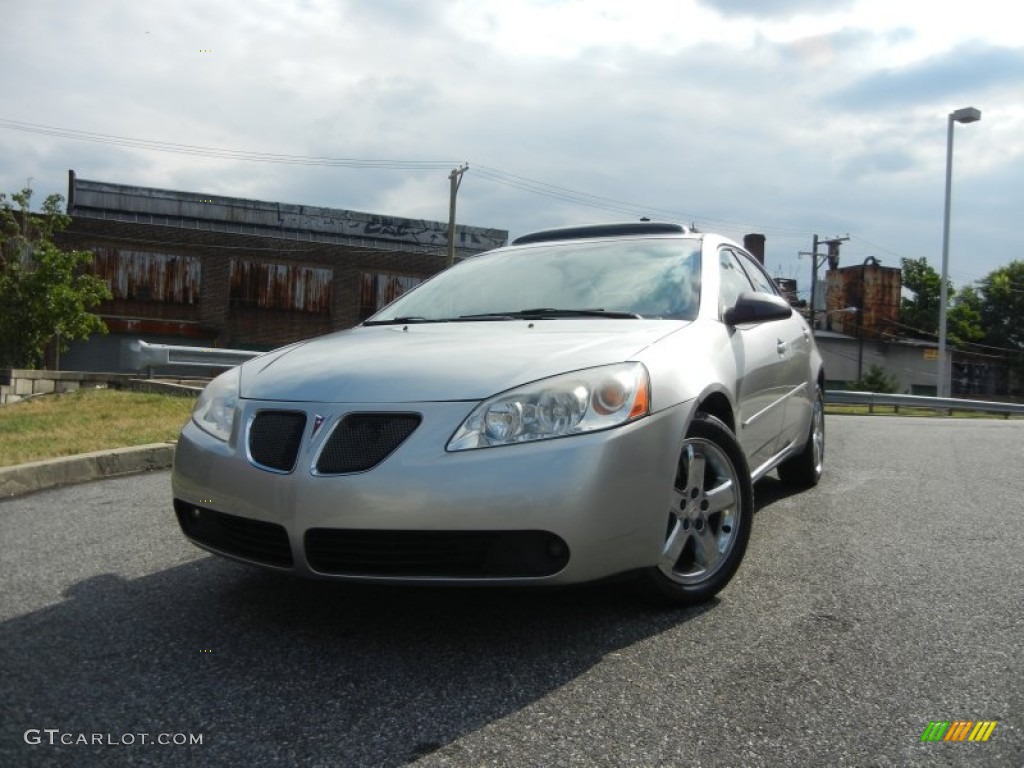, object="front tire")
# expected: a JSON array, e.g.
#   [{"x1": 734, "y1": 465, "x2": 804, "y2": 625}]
[{"x1": 638, "y1": 413, "x2": 754, "y2": 606}]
